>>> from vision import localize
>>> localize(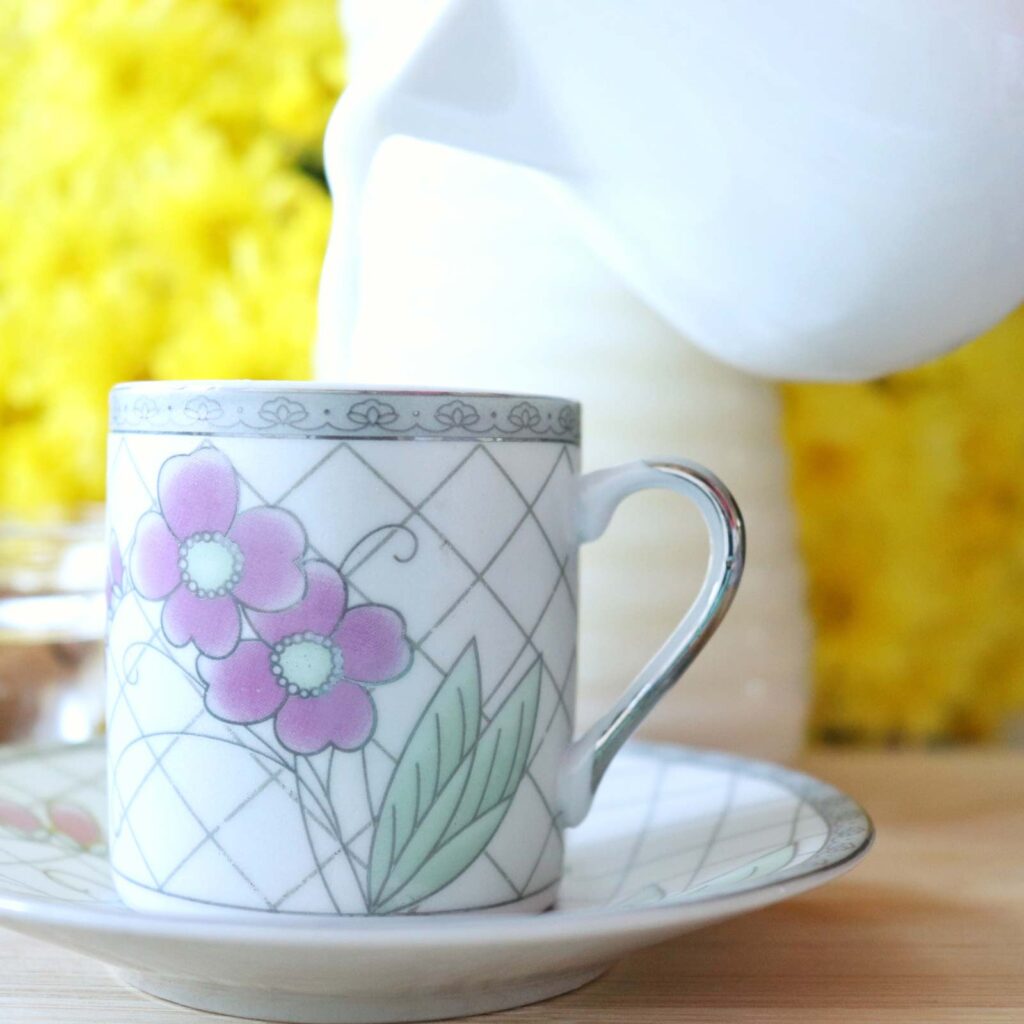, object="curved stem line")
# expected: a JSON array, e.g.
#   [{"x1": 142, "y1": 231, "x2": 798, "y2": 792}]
[
  {"x1": 295, "y1": 755, "x2": 343, "y2": 914},
  {"x1": 340, "y1": 523, "x2": 420, "y2": 576},
  {"x1": 307, "y1": 755, "x2": 369, "y2": 912}
]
